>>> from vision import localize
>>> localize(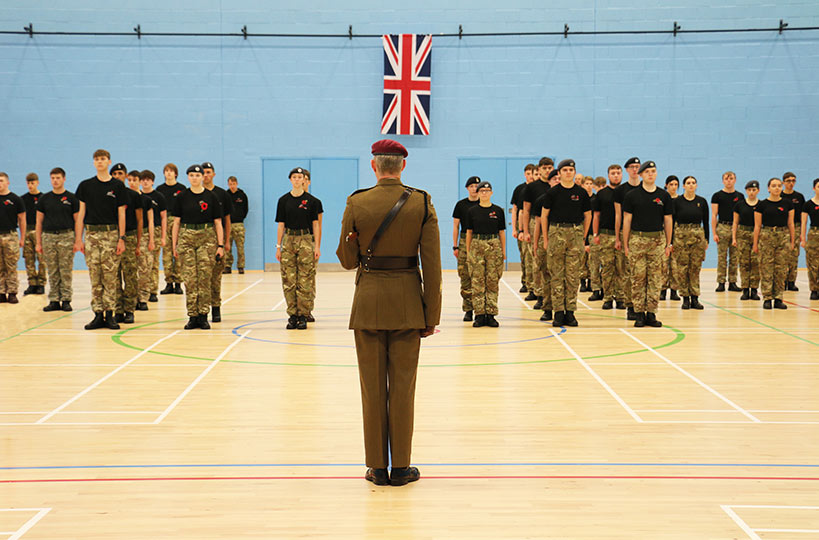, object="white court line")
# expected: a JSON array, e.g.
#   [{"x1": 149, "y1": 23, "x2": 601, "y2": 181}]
[
  {"x1": 635, "y1": 409, "x2": 739, "y2": 413},
  {"x1": 0, "y1": 508, "x2": 52, "y2": 540},
  {"x1": 153, "y1": 330, "x2": 250, "y2": 424},
  {"x1": 270, "y1": 296, "x2": 287, "y2": 312},
  {"x1": 500, "y1": 277, "x2": 532, "y2": 309},
  {"x1": 221, "y1": 278, "x2": 263, "y2": 306},
  {"x1": 728, "y1": 505, "x2": 819, "y2": 510},
  {"x1": 35, "y1": 331, "x2": 181, "y2": 424},
  {"x1": 548, "y1": 329, "x2": 643, "y2": 423},
  {"x1": 620, "y1": 329, "x2": 761, "y2": 423},
  {"x1": 577, "y1": 299, "x2": 593, "y2": 310},
  {"x1": 756, "y1": 528, "x2": 819, "y2": 533},
  {"x1": 721, "y1": 505, "x2": 761, "y2": 540}
]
